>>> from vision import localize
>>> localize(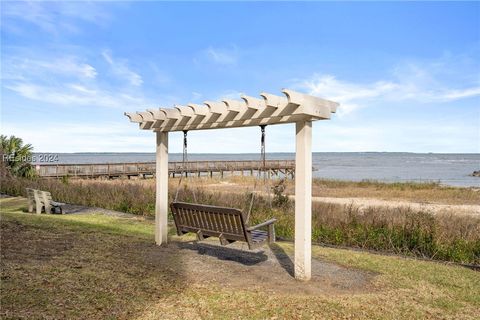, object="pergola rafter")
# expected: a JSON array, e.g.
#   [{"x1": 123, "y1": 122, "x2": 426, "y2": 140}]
[{"x1": 124, "y1": 88, "x2": 339, "y2": 281}]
